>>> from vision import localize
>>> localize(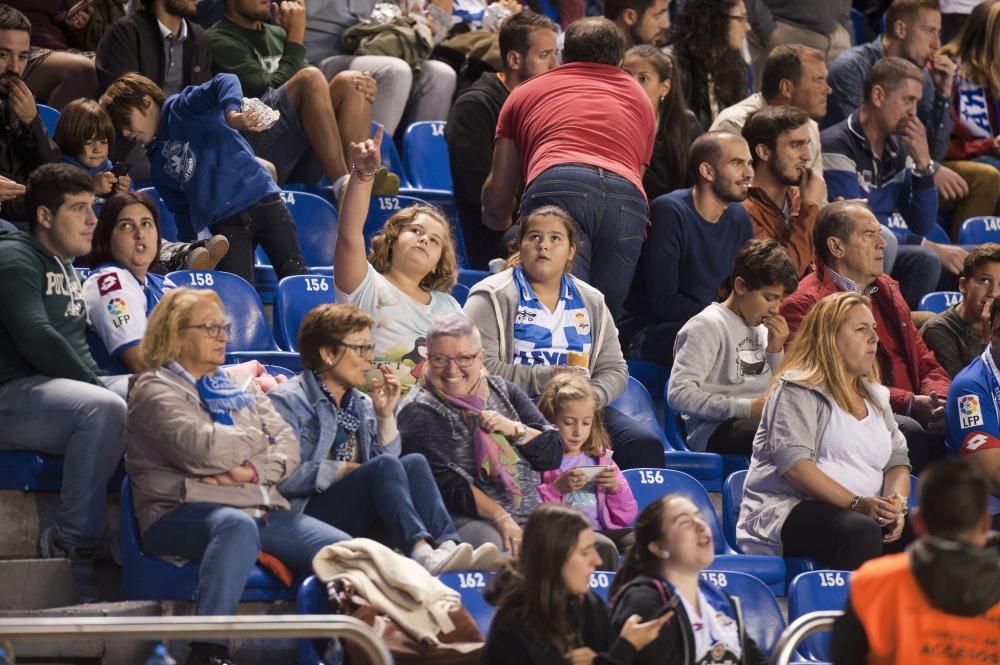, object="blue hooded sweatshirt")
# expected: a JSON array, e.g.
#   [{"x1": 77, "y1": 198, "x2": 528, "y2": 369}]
[{"x1": 145, "y1": 73, "x2": 279, "y2": 240}]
